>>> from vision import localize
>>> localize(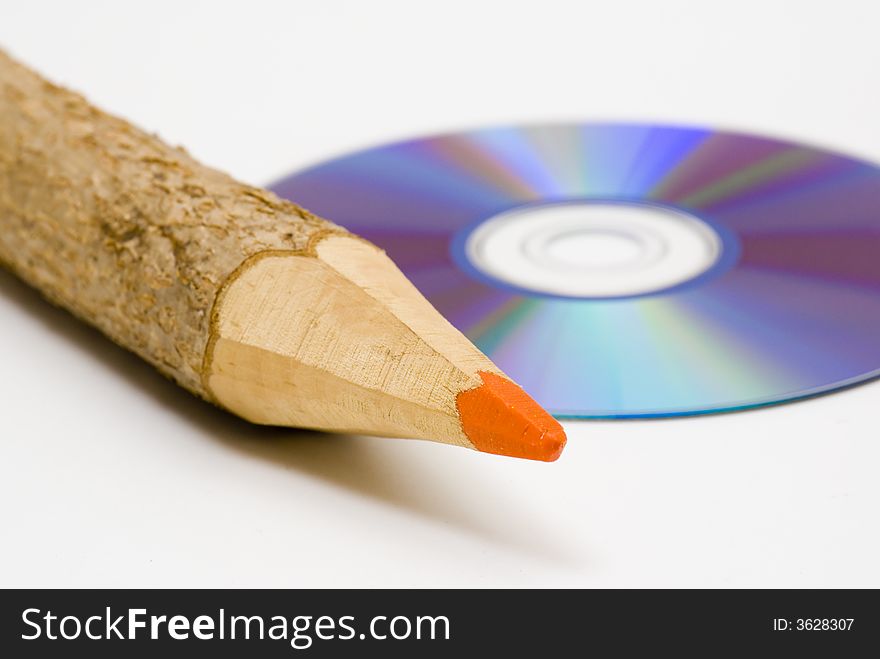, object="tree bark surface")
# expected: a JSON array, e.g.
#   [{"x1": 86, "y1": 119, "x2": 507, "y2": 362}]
[{"x1": 0, "y1": 50, "x2": 341, "y2": 398}]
